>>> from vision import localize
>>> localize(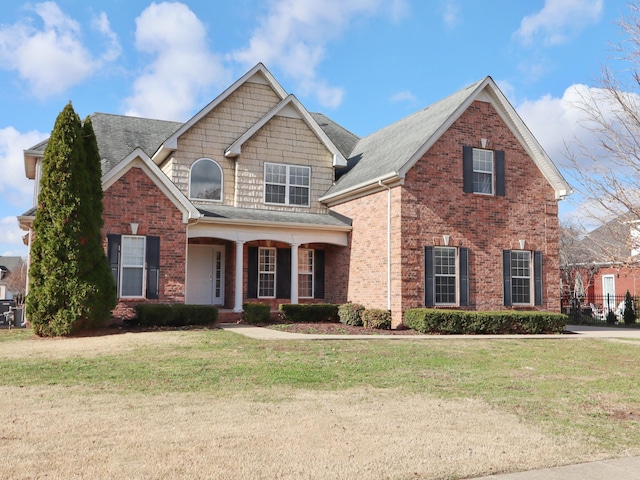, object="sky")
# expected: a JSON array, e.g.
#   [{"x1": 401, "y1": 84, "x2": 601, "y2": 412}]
[{"x1": 0, "y1": 0, "x2": 631, "y2": 257}]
